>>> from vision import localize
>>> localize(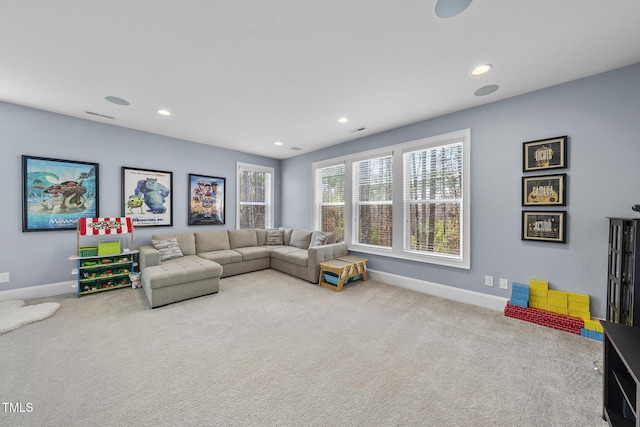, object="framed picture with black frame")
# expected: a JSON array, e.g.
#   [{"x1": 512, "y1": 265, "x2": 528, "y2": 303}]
[
  {"x1": 22, "y1": 155, "x2": 99, "y2": 232},
  {"x1": 523, "y1": 135, "x2": 567, "y2": 172},
  {"x1": 522, "y1": 173, "x2": 567, "y2": 207},
  {"x1": 522, "y1": 211, "x2": 567, "y2": 243},
  {"x1": 121, "y1": 166, "x2": 173, "y2": 227},
  {"x1": 188, "y1": 174, "x2": 225, "y2": 225}
]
